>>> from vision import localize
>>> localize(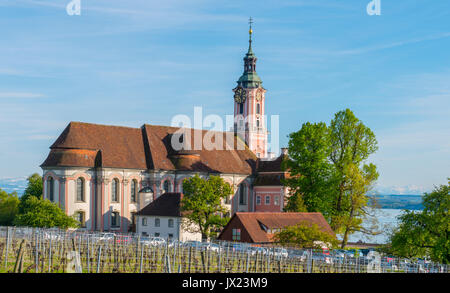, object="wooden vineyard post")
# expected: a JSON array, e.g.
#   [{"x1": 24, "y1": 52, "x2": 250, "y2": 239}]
[{"x1": 13, "y1": 239, "x2": 26, "y2": 273}]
